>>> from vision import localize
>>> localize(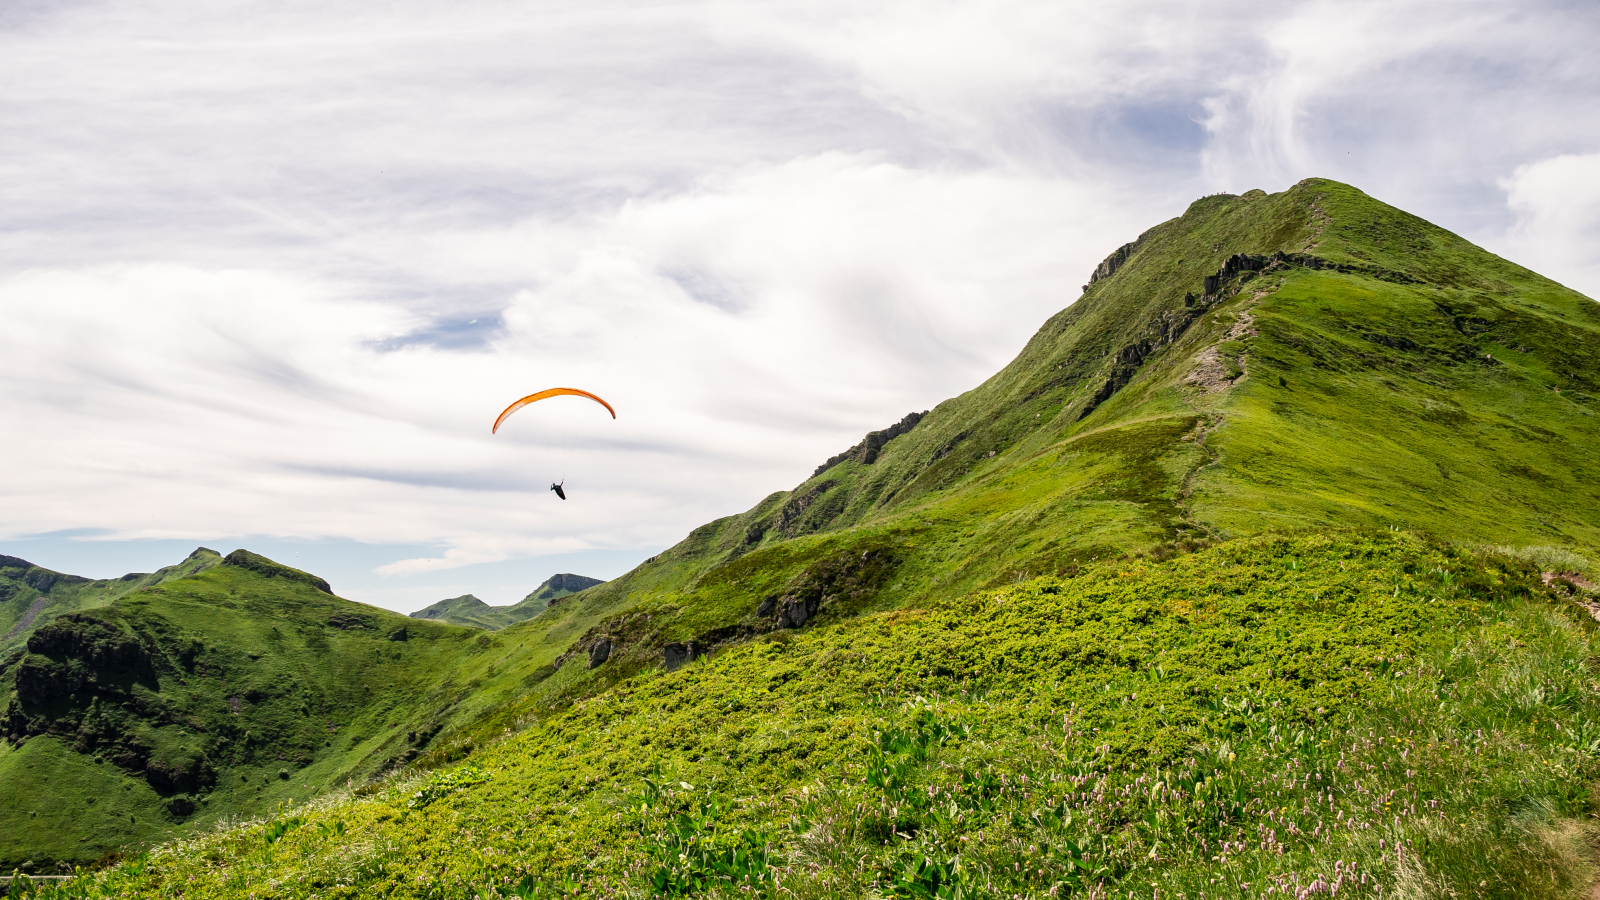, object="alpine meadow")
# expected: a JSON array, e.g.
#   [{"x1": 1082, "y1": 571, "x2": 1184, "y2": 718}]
[{"x1": 6, "y1": 178, "x2": 1600, "y2": 899}]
